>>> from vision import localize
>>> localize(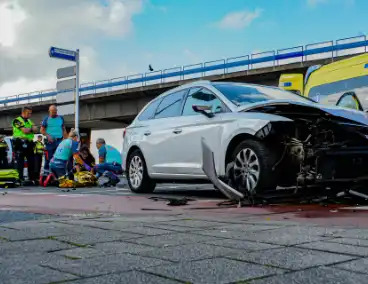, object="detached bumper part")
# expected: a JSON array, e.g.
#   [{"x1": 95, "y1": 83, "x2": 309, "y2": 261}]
[{"x1": 201, "y1": 138, "x2": 244, "y2": 201}]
